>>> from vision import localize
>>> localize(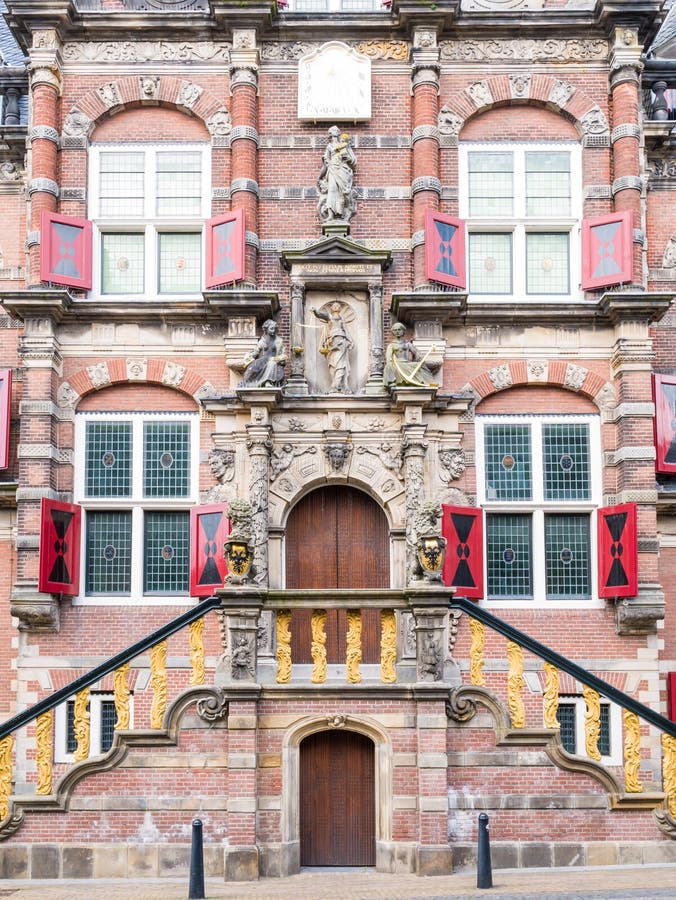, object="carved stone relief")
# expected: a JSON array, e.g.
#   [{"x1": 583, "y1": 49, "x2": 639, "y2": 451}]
[
  {"x1": 63, "y1": 41, "x2": 232, "y2": 63},
  {"x1": 270, "y1": 443, "x2": 317, "y2": 482},
  {"x1": 324, "y1": 442, "x2": 352, "y2": 473},
  {"x1": 205, "y1": 447, "x2": 236, "y2": 502},
  {"x1": 664, "y1": 238, "x2": 676, "y2": 268},
  {"x1": 439, "y1": 39, "x2": 608, "y2": 63},
  {"x1": 580, "y1": 107, "x2": 610, "y2": 136},
  {"x1": 437, "y1": 106, "x2": 463, "y2": 136},
  {"x1": 304, "y1": 291, "x2": 369, "y2": 395},
  {"x1": 438, "y1": 448, "x2": 466, "y2": 484}
]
